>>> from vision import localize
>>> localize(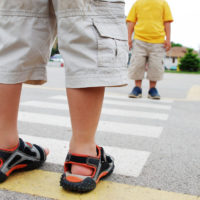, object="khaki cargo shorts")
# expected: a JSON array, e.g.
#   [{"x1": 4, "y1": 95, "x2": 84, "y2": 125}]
[
  {"x1": 128, "y1": 39, "x2": 165, "y2": 81},
  {"x1": 0, "y1": 0, "x2": 128, "y2": 88}
]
